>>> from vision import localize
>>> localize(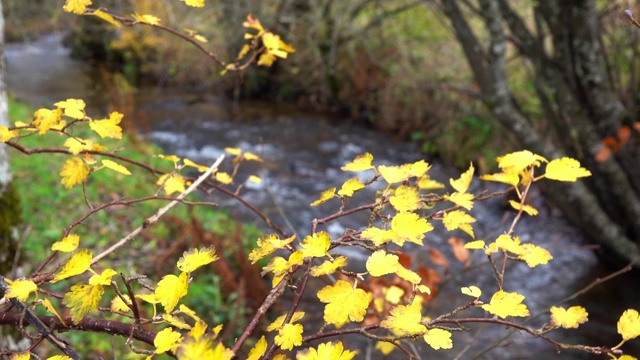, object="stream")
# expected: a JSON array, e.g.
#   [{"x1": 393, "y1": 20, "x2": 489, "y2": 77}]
[{"x1": 6, "y1": 33, "x2": 640, "y2": 359}]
